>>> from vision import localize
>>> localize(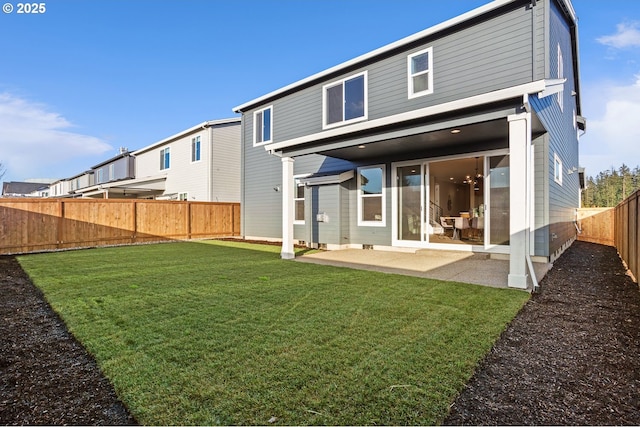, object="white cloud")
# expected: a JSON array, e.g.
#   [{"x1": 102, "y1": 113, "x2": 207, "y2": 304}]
[
  {"x1": 597, "y1": 22, "x2": 640, "y2": 49},
  {"x1": 580, "y1": 75, "x2": 640, "y2": 175},
  {"x1": 0, "y1": 93, "x2": 112, "y2": 180}
]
